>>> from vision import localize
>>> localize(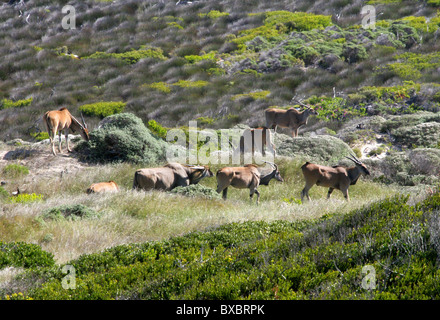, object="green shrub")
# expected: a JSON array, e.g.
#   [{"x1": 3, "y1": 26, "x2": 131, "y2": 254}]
[
  {"x1": 263, "y1": 11, "x2": 332, "y2": 31},
  {"x1": 172, "y1": 80, "x2": 209, "y2": 88},
  {"x1": 147, "y1": 119, "x2": 168, "y2": 140},
  {"x1": 84, "y1": 47, "x2": 166, "y2": 64},
  {"x1": 274, "y1": 134, "x2": 354, "y2": 164},
  {"x1": 0, "y1": 98, "x2": 33, "y2": 110},
  {"x1": 231, "y1": 90, "x2": 270, "y2": 101},
  {"x1": 76, "y1": 113, "x2": 167, "y2": 164},
  {"x1": 41, "y1": 204, "x2": 101, "y2": 221},
  {"x1": 305, "y1": 96, "x2": 366, "y2": 121},
  {"x1": 384, "y1": 52, "x2": 440, "y2": 80},
  {"x1": 30, "y1": 132, "x2": 50, "y2": 141},
  {"x1": 143, "y1": 82, "x2": 171, "y2": 93},
  {"x1": 184, "y1": 51, "x2": 217, "y2": 64},
  {"x1": 8, "y1": 193, "x2": 44, "y2": 204},
  {"x1": 199, "y1": 10, "x2": 229, "y2": 19},
  {"x1": 79, "y1": 101, "x2": 126, "y2": 118},
  {"x1": 1, "y1": 164, "x2": 29, "y2": 178},
  {"x1": 170, "y1": 184, "x2": 221, "y2": 199},
  {"x1": 18, "y1": 193, "x2": 440, "y2": 300},
  {"x1": 0, "y1": 241, "x2": 55, "y2": 269}
]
